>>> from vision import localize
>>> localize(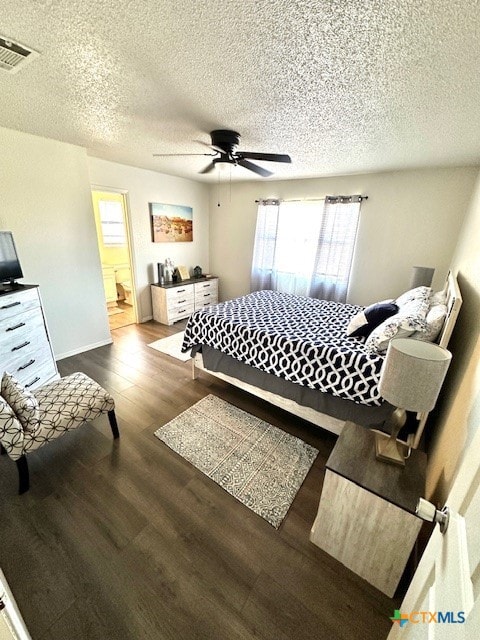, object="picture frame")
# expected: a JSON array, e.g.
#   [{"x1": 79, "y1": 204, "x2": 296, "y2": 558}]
[
  {"x1": 177, "y1": 265, "x2": 190, "y2": 281},
  {"x1": 149, "y1": 202, "x2": 193, "y2": 243}
]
